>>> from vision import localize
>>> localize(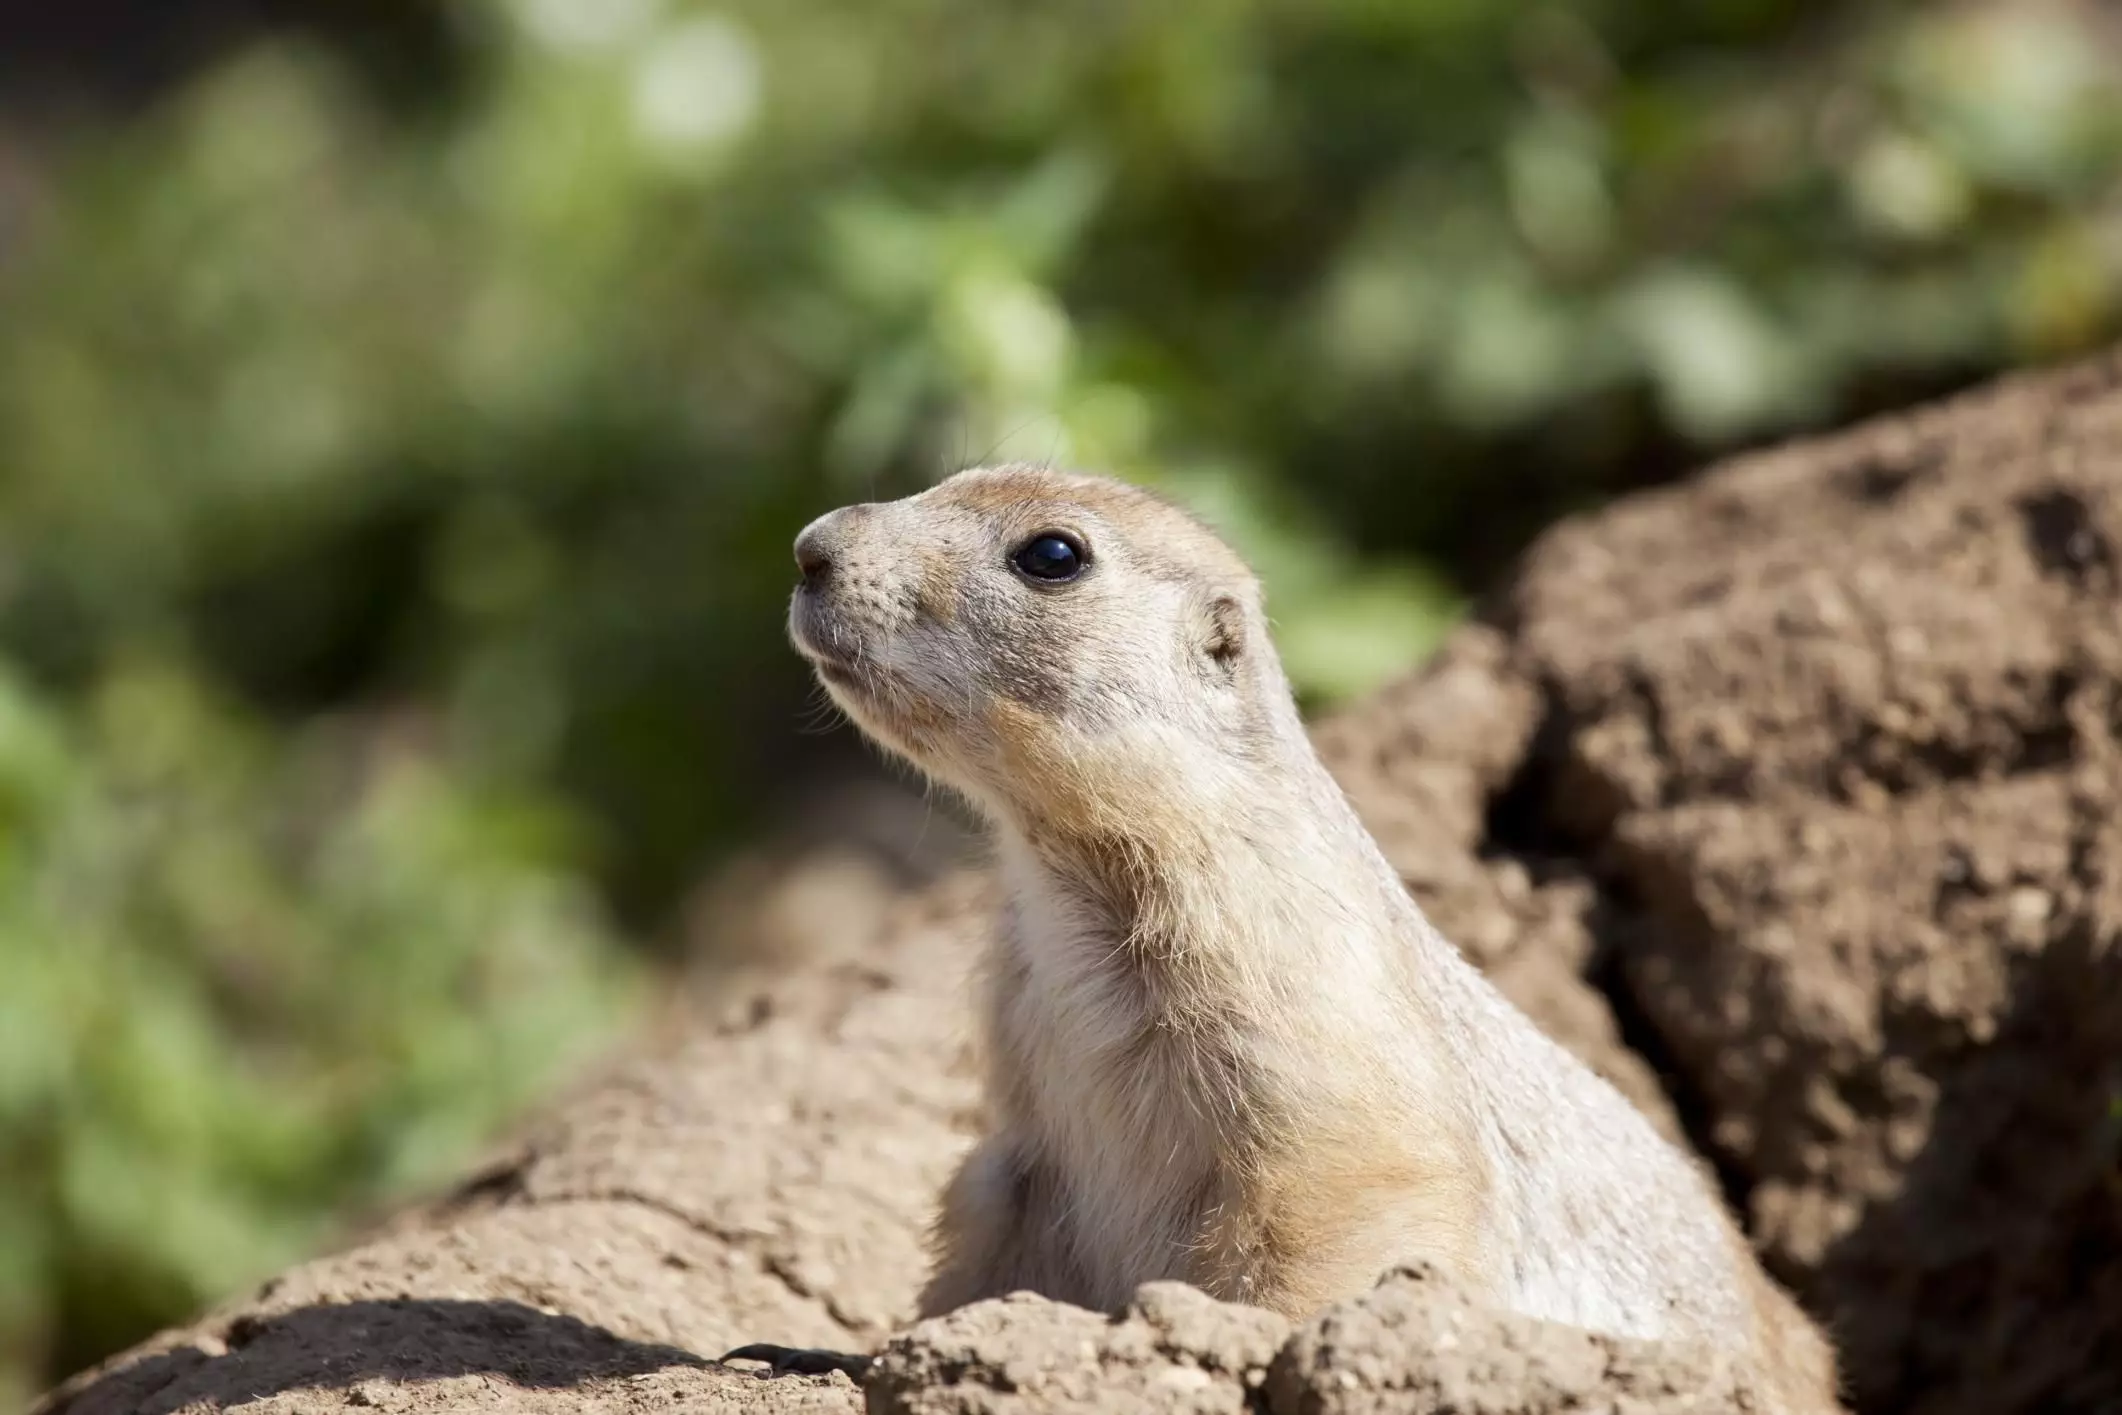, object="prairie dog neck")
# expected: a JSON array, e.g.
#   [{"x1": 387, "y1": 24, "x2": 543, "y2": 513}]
[{"x1": 987, "y1": 721, "x2": 1437, "y2": 1026}]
